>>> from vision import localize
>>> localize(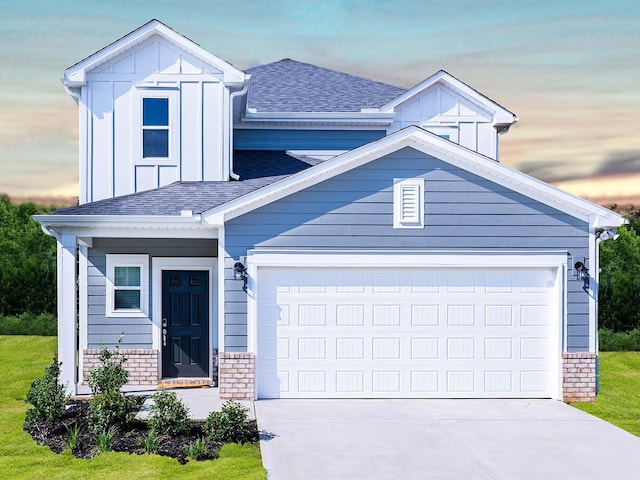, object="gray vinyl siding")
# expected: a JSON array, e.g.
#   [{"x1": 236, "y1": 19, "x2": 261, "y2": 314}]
[
  {"x1": 87, "y1": 238, "x2": 217, "y2": 349},
  {"x1": 224, "y1": 147, "x2": 591, "y2": 352},
  {"x1": 233, "y1": 129, "x2": 386, "y2": 150}
]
